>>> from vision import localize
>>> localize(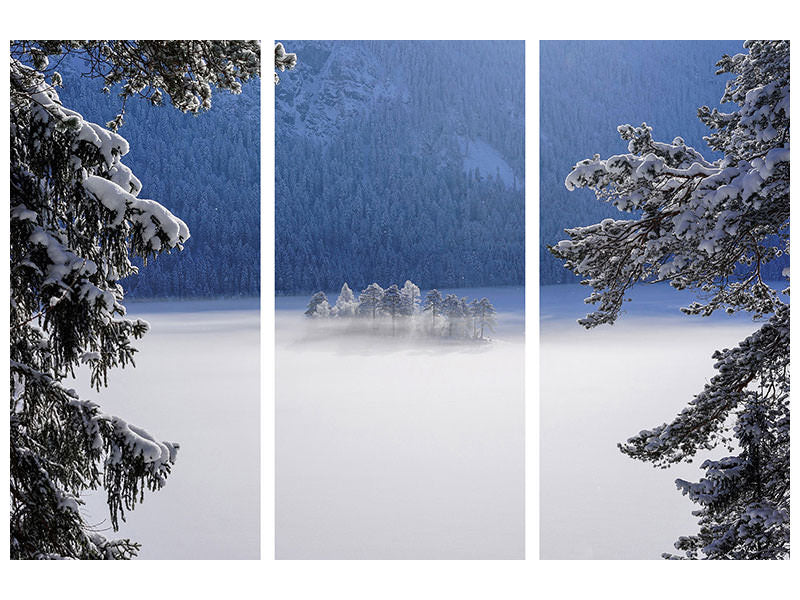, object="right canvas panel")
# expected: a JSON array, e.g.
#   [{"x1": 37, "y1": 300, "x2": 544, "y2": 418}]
[{"x1": 540, "y1": 40, "x2": 789, "y2": 559}]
